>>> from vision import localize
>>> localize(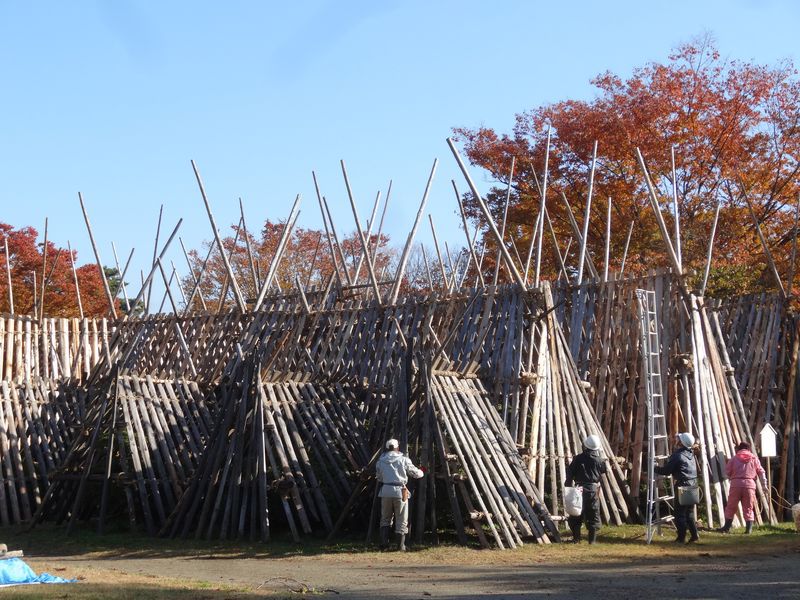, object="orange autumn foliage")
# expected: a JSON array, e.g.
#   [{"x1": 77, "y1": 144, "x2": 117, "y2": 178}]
[
  {"x1": 453, "y1": 36, "x2": 800, "y2": 296},
  {"x1": 0, "y1": 222, "x2": 114, "y2": 318}
]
